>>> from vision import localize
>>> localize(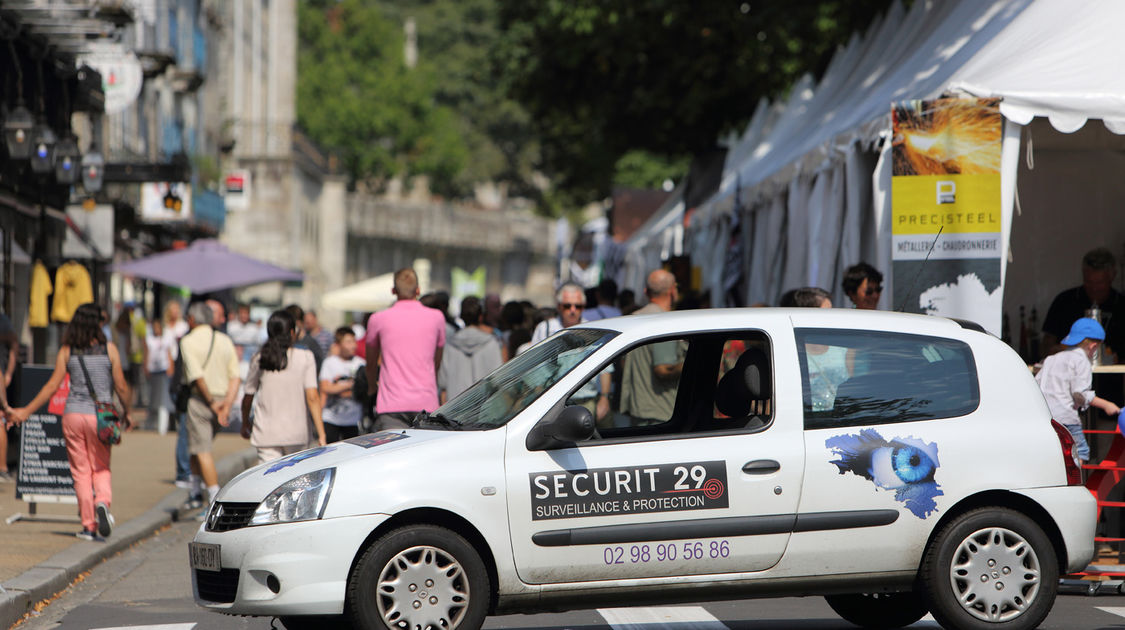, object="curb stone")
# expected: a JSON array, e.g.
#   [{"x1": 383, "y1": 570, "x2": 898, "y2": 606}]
[{"x1": 1, "y1": 447, "x2": 257, "y2": 629}]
